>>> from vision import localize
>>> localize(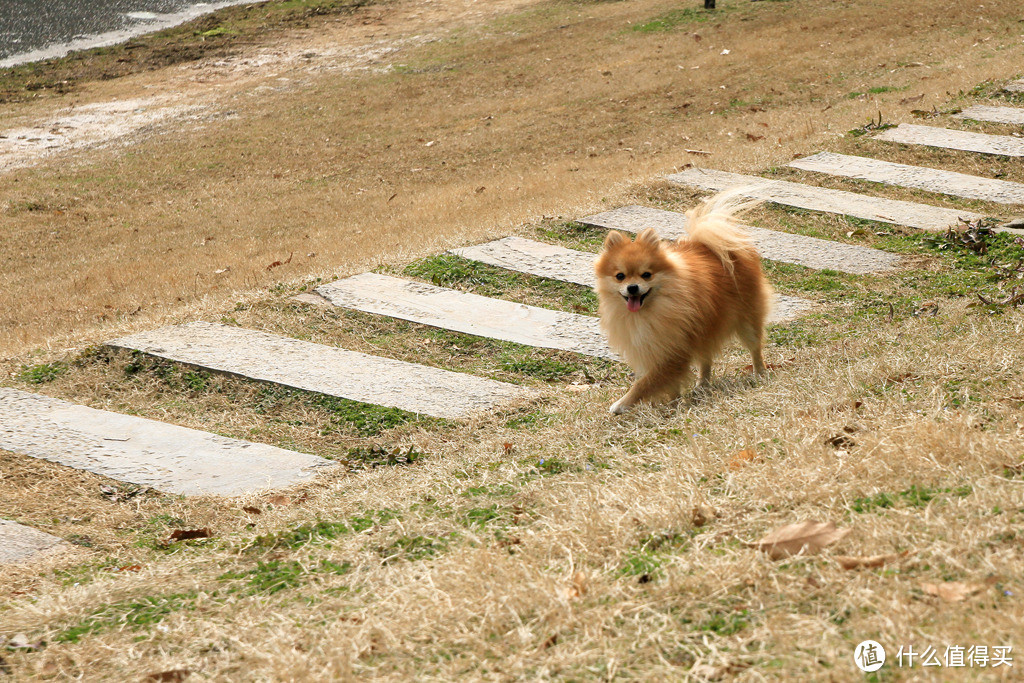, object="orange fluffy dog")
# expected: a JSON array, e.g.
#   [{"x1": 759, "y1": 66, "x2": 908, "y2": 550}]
[{"x1": 595, "y1": 194, "x2": 773, "y2": 414}]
